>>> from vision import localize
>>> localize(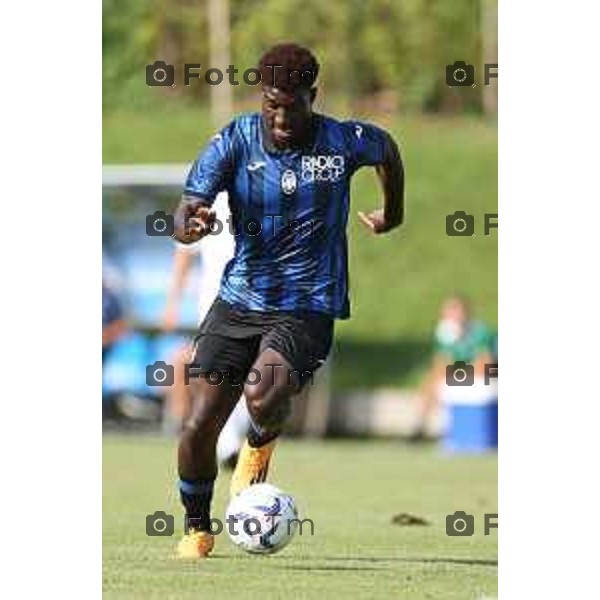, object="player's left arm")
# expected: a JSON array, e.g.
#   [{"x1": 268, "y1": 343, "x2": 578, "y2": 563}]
[{"x1": 357, "y1": 131, "x2": 404, "y2": 234}]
